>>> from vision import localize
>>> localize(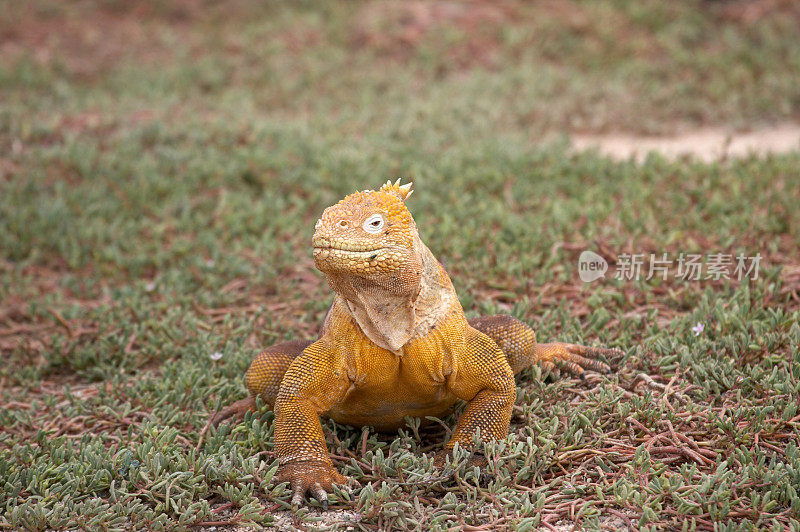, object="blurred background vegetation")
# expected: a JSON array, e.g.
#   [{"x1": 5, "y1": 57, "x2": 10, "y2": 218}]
[{"x1": 1, "y1": 1, "x2": 799, "y2": 530}]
